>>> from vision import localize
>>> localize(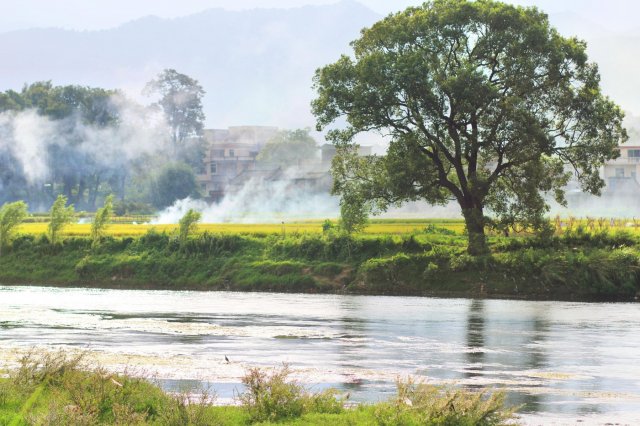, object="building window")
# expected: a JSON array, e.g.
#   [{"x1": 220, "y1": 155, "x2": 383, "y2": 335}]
[
  {"x1": 212, "y1": 149, "x2": 225, "y2": 158},
  {"x1": 210, "y1": 162, "x2": 217, "y2": 174},
  {"x1": 615, "y1": 168, "x2": 624, "y2": 178},
  {"x1": 229, "y1": 149, "x2": 235, "y2": 157},
  {"x1": 629, "y1": 149, "x2": 640, "y2": 158}
]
